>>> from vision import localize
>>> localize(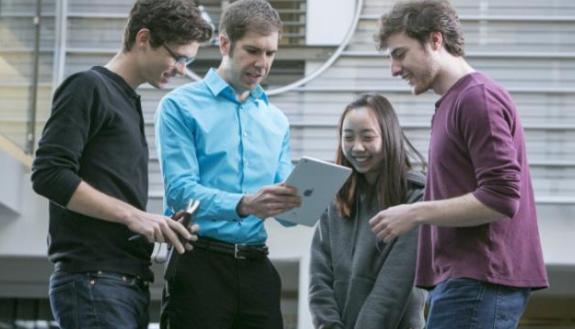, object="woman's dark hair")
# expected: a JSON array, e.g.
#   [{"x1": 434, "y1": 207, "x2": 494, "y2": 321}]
[{"x1": 335, "y1": 94, "x2": 426, "y2": 218}]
